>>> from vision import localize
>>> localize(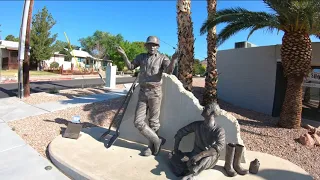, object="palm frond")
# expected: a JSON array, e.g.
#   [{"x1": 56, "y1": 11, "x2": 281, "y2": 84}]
[
  {"x1": 216, "y1": 21, "x2": 261, "y2": 47},
  {"x1": 216, "y1": 22, "x2": 247, "y2": 47},
  {"x1": 263, "y1": 0, "x2": 289, "y2": 13},
  {"x1": 264, "y1": 0, "x2": 320, "y2": 33},
  {"x1": 246, "y1": 25, "x2": 276, "y2": 40},
  {"x1": 200, "y1": 8, "x2": 279, "y2": 35},
  {"x1": 200, "y1": 7, "x2": 251, "y2": 35}
]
